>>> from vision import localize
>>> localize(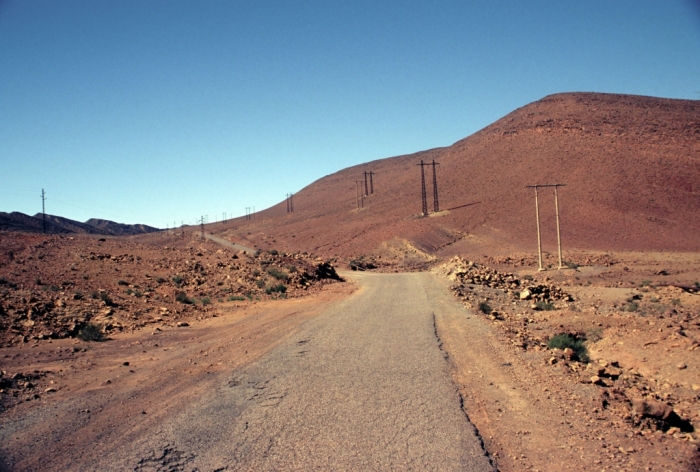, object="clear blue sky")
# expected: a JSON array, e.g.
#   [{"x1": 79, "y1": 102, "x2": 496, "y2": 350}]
[{"x1": 1, "y1": 0, "x2": 699, "y2": 228}]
